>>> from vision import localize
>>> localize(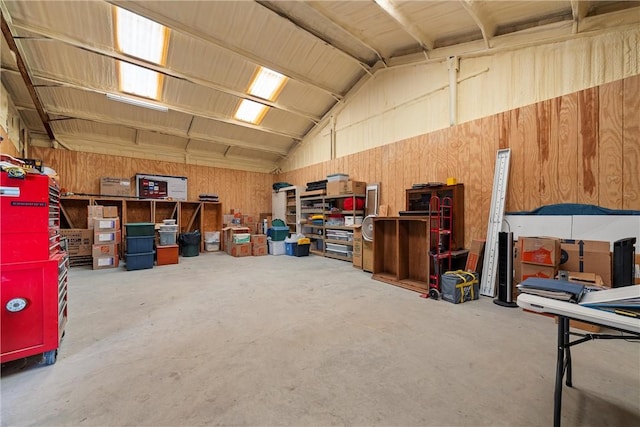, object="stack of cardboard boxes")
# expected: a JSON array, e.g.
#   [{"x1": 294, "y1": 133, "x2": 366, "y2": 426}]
[
  {"x1": 515, "y1": 236, "x2": 619, "y2": 333},
  {"x1": 222, "y1": 226, "x2": 269, "y2": 257},
  {"x1": 89, "y1": 205, "x2": 120, "y2": 270},
  {"x1": 251, "y1": 234, "x2": 267, "y2": 256},
  {"x1": 223, "y1": 226, "x2": 250, "y2": 257},
  {"x1": 222, "y1": 211, "x2": 261, "y2": 234},
  {"x1": 516, "y1": 237, "x2": 561, "y2": 282}
]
